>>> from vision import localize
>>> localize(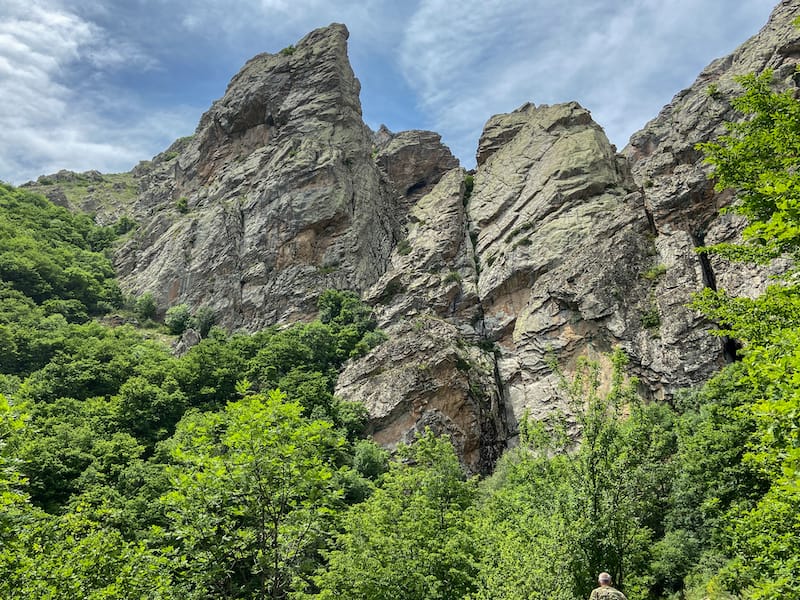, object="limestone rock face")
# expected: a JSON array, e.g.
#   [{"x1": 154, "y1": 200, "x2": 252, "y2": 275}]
[
  {"x1": 365, "y1": 169, "x2": 479, "y2": 324},
  {"x1": 467, "y1": 102, "x2": 699, "y2": 435},
  {"x1": 31, "y1": 5, "x2": 800, "y2": 469},
  {"x1": 114, "y1": 24, "x2": 403, "y2": 330},
  {"x1": 624, "y1": 0, "x2": 800, "y2": 296},
  {"x1": 337, "y1": 169, "x2": 506, "y2": 473}
]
